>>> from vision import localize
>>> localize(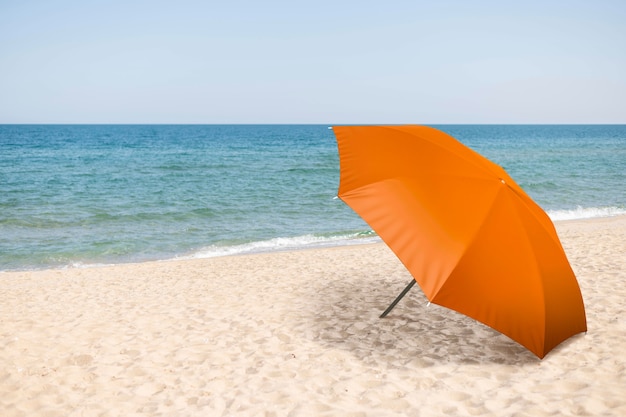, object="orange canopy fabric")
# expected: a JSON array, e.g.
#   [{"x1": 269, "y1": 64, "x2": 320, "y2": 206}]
[{"x1": 333, "y1": 125, "x2": 587, "y2": 359}]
